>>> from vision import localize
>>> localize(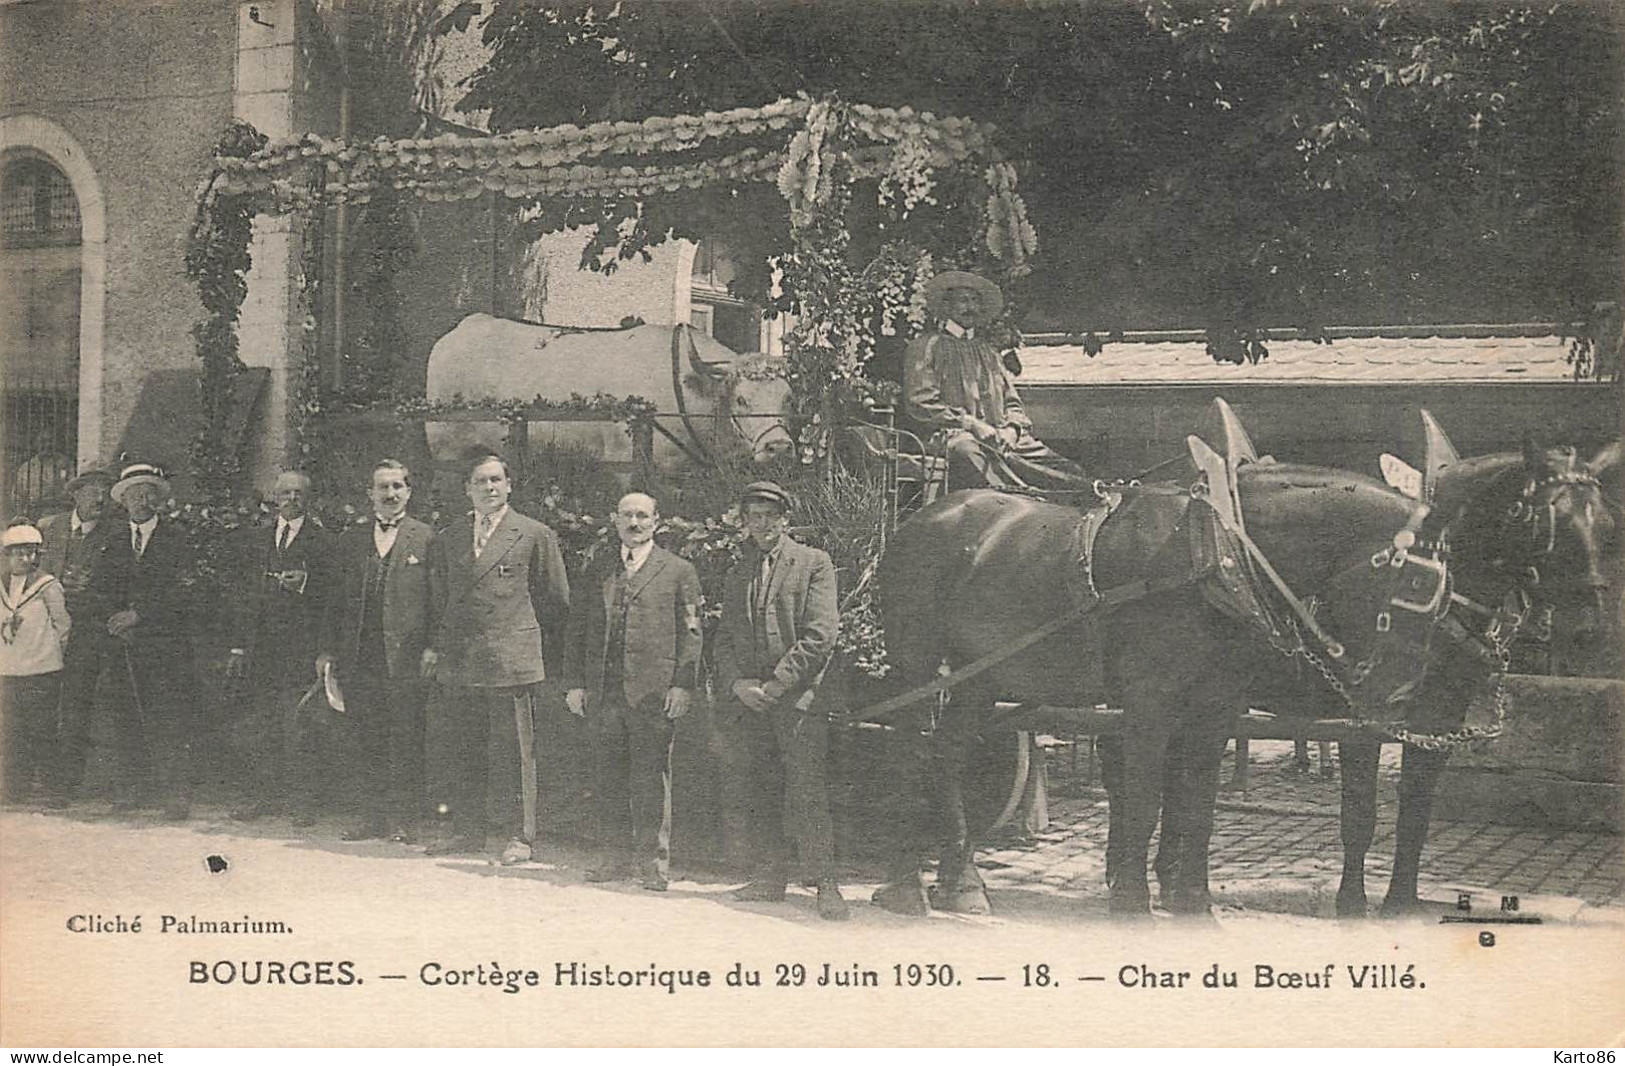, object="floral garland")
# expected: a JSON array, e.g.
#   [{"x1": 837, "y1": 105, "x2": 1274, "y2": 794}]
[
  {"x1": 390, "y1": 391, "x2": 658, "y2": 427},
  {"x1": 191, "y1": 95, "x2": 1038, "y2": 486},
  {"x1": 212, "y1": 98, "x2": 995, "y2": 206},
  {"x1": 183, "y1": 121, "x2": 269, "y2": 505}
]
